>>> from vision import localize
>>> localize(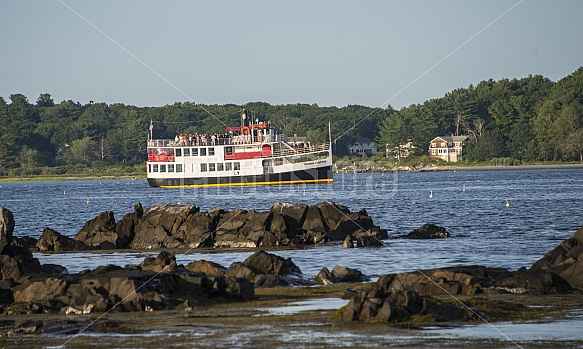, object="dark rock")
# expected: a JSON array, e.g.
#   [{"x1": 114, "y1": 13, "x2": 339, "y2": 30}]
[
  {"x1": 342, "y1": 229, "x2": 385, "y2": 248},
  {"x1": 185, "y1": 260, "x2": 226, "y2": 276},
  {"x1": 131, "y1": 204, "x2": 199, "y2": 249},
  {"x1": 405, "y1": 223, "x2": 449, "y2": 239},
  {"x1": 139, "y1": 251, "x2": 177, "y2": 273},
  {"x1": 331, "y1": 265, "x2": 370, "y2": 283},
  {"x1": 340, "y1": 287, "x2": 474, "y2": 323},
  {"x1": 115, "y1": 203, "x2": 143, "y2": 248},
  {"x1": 41, "y1": 264, "x2": 68, "y2": 276},
  {"x1": 0, "y1": 246, "x2": 42, "y2": 280},
  {"x1": 314, "y1": 267, "x2": 335, "y2": 285},
  {"x1": 37, "y1": 227, "x2": 90, "y2": 252},
  {"x1": 225, "y1": 262, "x2": 256, "y2": 280},
  {"x1": 0, "y1": 207, "x2": 15, "y2": 253},
  {"x1": 494, "y1": 268, "x2": 572, "y2": 294},
  {"x1": 529, "y1": 225, "x2": 583, "y2": 290},
  {"x1": 75, "y1": 211, "x2": 118, "y2": 248},
  {"x1": 11, "y1": 236, "x2": 38, "y2": 251},
  {"x1": 241, "y1": 250, "x2": 302, "y2": 276}
]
